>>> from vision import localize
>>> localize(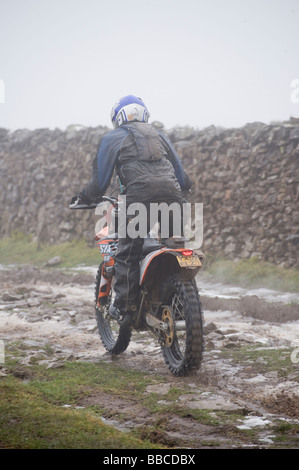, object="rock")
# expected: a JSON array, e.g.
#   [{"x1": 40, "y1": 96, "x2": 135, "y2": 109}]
[
  {"x1": 59, "y1": 221, "x2": 73, "y2": 232},
  {"x1": 146, "y1": 383, "x2": 171, "y2": 395},
  {"x1": 2, "y1": 292, "x2": 23, "y2": 302},
  {"x1": 224, "y1": 242, "x2": 236, "y2": 254},
  {"x1": 44, "y1": 256, "x2": 62, "y2": 267},
  {"x1": 27, "y1": 298, "x2": 41, "y2": 307},
  {"x1": 26, "y1": 316, "x2": 41, "y2": 323},
  {"x1": 65, "y1": 354, "x2": 76, "y2": 362},
  {"x1": 46, "y1": 361, "x2": 65, "y2": 369},
  {"x1": 151, "y1": 121, "x2": 164, "y2": 129},
  {"x1": 179, "y1": 393, "x2": 242, "y2": 411},
  {"x1": 290, "y1": 127, "x2": 299, "y2": 141},
  {"x1": 203, "y1": 322, "x2": 218, "y2": 335}
]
